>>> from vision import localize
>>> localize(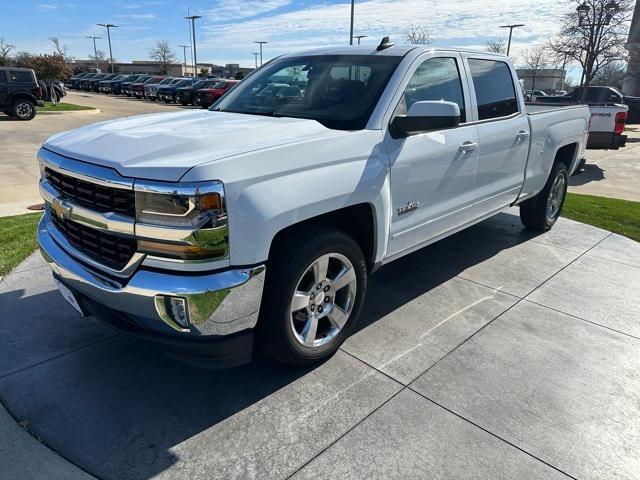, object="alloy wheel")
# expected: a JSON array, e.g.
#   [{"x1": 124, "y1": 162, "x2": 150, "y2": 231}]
[{"x1": 289, "y1": 253, "x2": 357, "y2": 348}]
